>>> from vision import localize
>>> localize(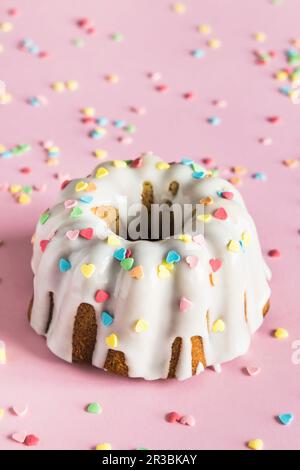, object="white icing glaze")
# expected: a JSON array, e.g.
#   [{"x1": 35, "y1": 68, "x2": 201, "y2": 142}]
[{"x1": 30, "y1": 153, "x2": 271, "y2": 380}]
